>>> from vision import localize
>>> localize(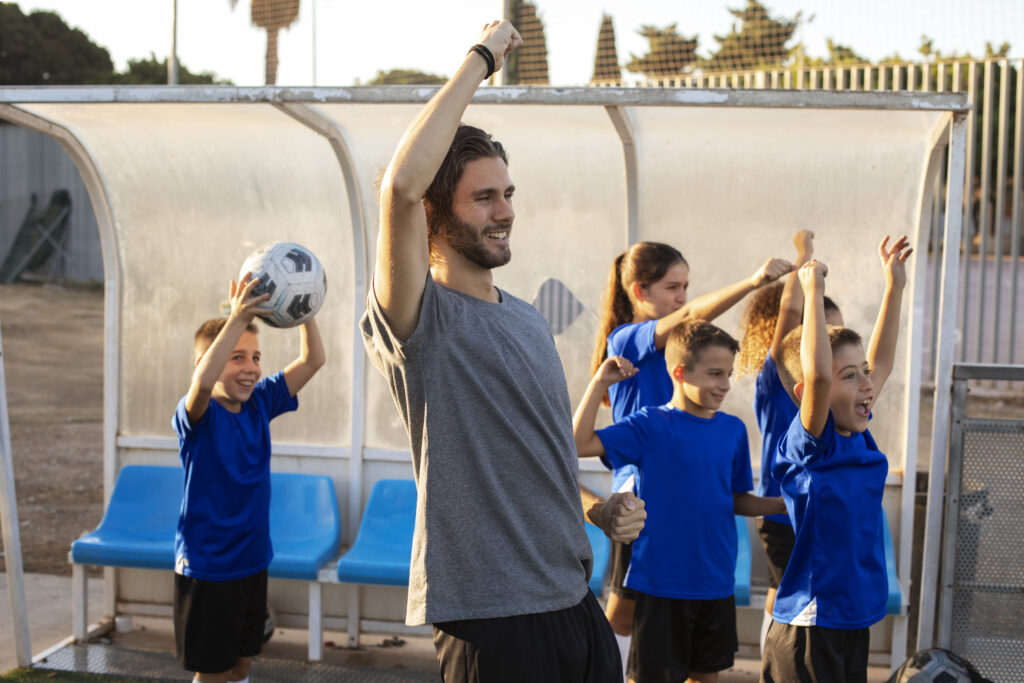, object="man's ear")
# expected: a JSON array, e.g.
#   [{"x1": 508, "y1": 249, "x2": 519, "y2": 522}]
[
  {"x1": 794, "y1": 382, "x2": 805, "y2": 401},
  {"x1": 671, "y1": 364, "x2": 686, "y2": 382}
]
